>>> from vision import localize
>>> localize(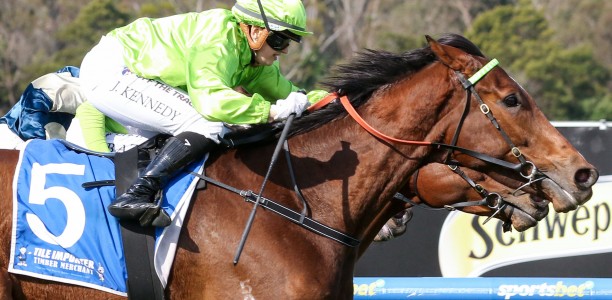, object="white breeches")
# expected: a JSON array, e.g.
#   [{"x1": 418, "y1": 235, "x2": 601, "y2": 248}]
[{"x1": 79, "y1": 36, "x2": 226, "y2": 143}]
